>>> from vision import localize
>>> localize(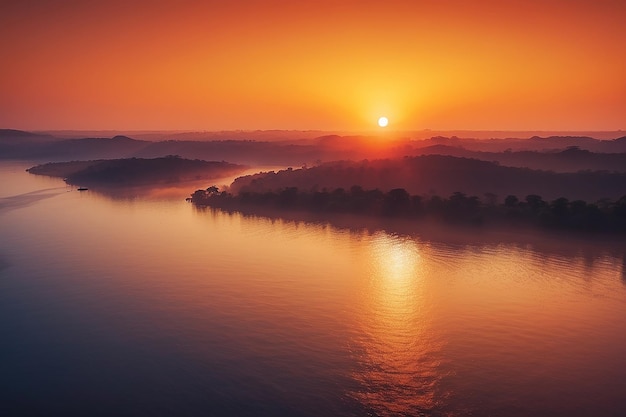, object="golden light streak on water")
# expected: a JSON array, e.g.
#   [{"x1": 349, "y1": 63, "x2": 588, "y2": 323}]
[{"x1": 349, "y1": 232, "x2": 445, "y2": 416}]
